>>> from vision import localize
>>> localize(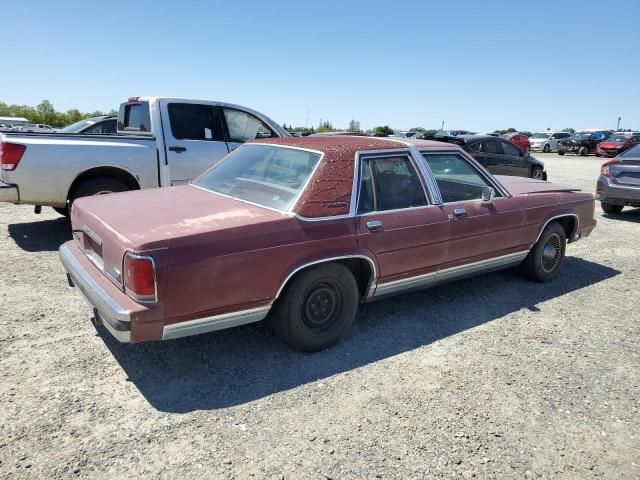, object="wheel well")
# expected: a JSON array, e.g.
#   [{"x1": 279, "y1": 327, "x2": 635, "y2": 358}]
[
  {"x1": 552, "y1": 216, "x2": 577, "y2": 240},
  {"x1": 278, "y1": 257, "x2": 376, "y2": 301},
  {"x1": 68, "y1": 167, "x2": 140, "y2": 202}
]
